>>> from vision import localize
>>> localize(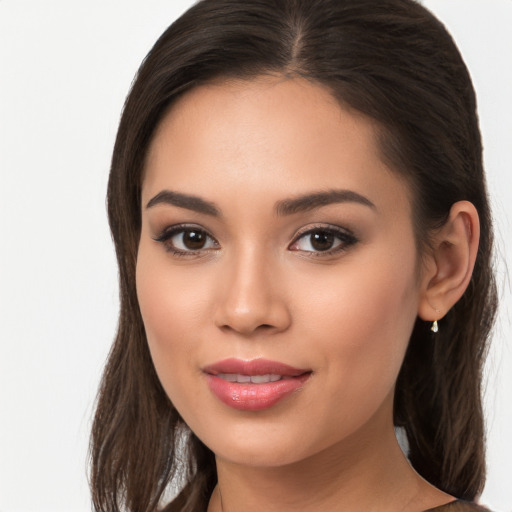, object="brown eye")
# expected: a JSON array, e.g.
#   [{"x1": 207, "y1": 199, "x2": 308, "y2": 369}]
[
  {"x1": 181, "y1": 229, "x2": 207, "y2": 250},
  {"x1": 289, "y1": 226, "x2": 358, "y2": 255},
  {"x1": 310, "y1": 232, "x2": 335, "y2": 251},
  {"x1": 154, "y1": 225, "x2": 219, "y2": 255}
]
